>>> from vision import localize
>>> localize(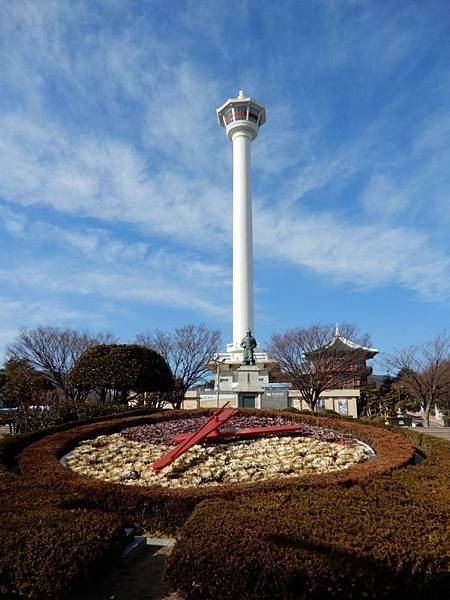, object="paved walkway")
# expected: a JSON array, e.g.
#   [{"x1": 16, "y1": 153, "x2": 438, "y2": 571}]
[
  {"x1": 0, "y1": 425, "x2": 13, "y2": 437},
  {"x1": 412, "y1": 425, "x2": 450, "y2": 442},
  {"x1": 67, "y1": 544, "x2": 179, "y2": 600}
]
